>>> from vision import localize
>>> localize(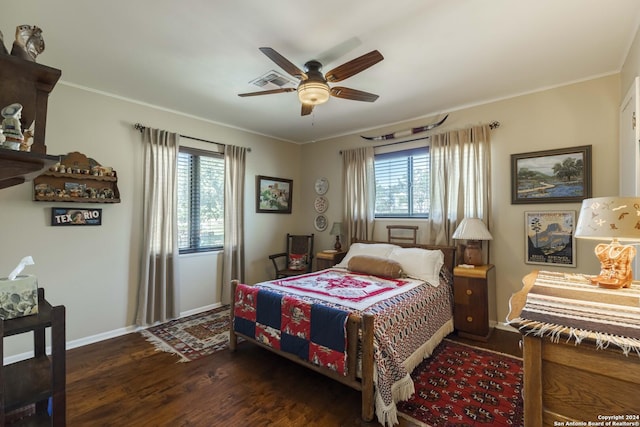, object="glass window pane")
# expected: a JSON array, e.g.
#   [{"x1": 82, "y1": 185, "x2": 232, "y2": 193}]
[
  {"x1": 374, "y1": 148, "x2": 429, "y2": 218},
  {"x1": 177, "y1": 150, "x2": 224, "y2": 252}
]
